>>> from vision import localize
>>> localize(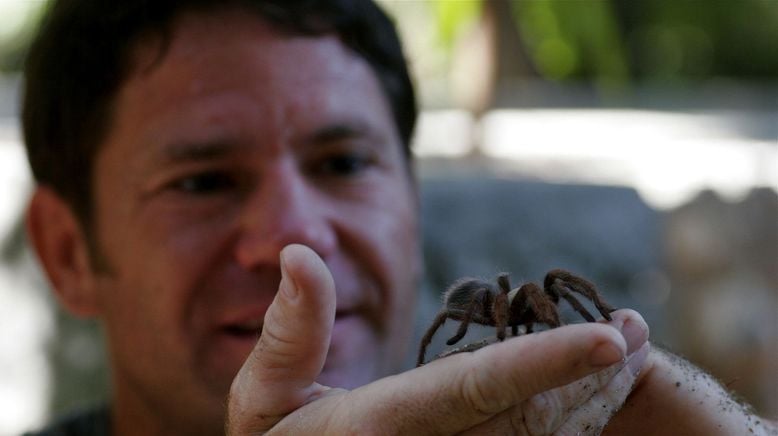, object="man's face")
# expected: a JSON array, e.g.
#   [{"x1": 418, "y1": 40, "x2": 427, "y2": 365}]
[{"x1": 89, "y1": 9, "x2": 419, "y2": 429}]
